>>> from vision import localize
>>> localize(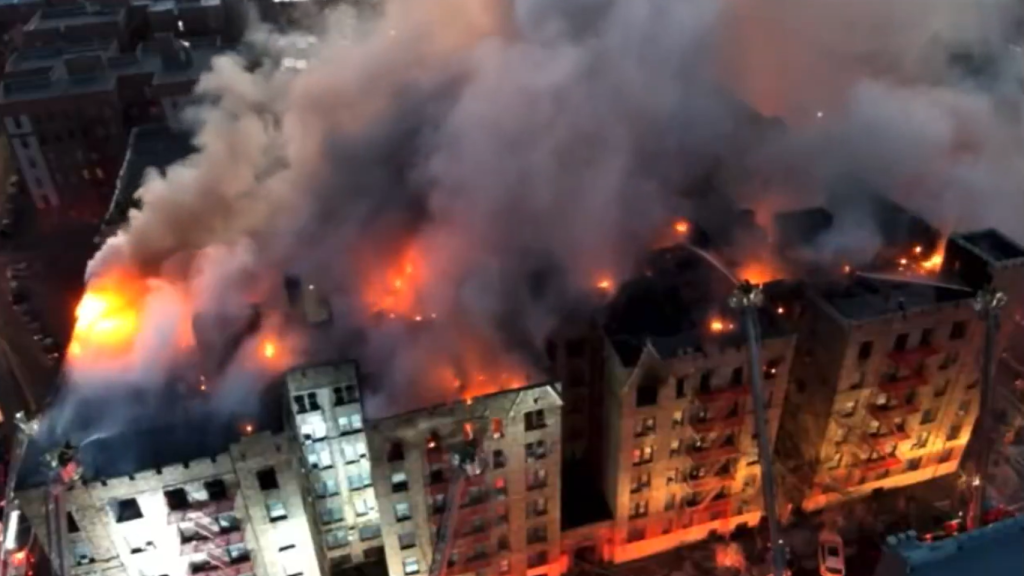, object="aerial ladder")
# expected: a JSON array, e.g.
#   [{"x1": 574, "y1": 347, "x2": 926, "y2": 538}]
[
  {"x1": 0, "y1": 413, "x2": 81, "y2": 576},
  {"x1": 427, "y1": 439, "x2": 485, "y2": 576}
]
